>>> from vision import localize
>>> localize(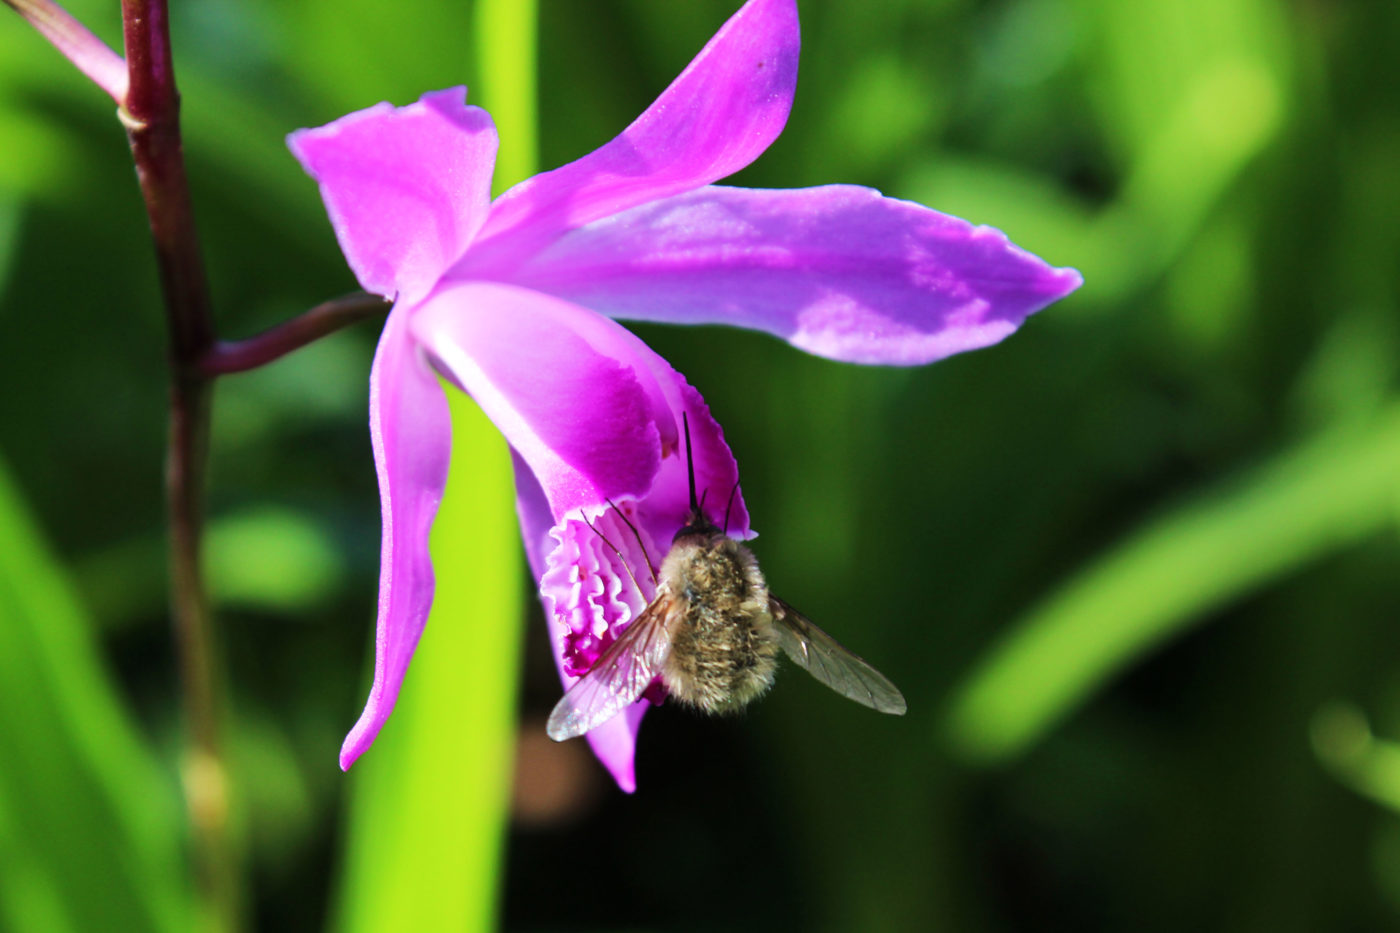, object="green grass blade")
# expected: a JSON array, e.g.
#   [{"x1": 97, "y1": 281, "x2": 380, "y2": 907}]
[
  {"x1": 0, "y1": 455, "x2": 192, "y2": 932},
  {"x1": 946, "y1": 405, "x2": 1400, "y2": 764},
  {"x1": 473, "y1": 0, "x2": 537, "y2": 194}
]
